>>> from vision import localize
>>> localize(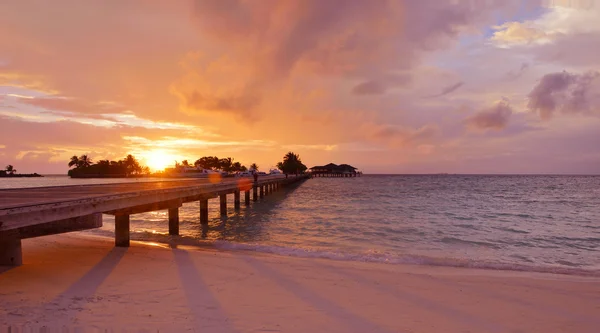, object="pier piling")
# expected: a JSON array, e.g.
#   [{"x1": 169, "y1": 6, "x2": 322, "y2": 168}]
[
  {"x1": 260, "y1": 185, "x2": 264, "y2": 198},
  {"x1": 168, "y1": 207, "x2": 179, "y2": 235},
  {"x1": 245, "y1": 190, "x2": 250, "y2": 205},
  {"x1": 253, "y1": 186, "x2": 258, "y2": 201},
  {"x1": 0, "y1": 234, "x2": 22, "y2": 266},
  {"x1": 234, "y1": 190, "x2": 241, "y2": 209},
  {"x1": 220, "y1": 194, "x2": 227, "y2": 215},
  {"x1": 115, "y1": 214, "x2": 130, "y2": 247},
  {"x1": 200, "y1": 199, "x2": 209, "y2": 225}
]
